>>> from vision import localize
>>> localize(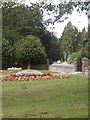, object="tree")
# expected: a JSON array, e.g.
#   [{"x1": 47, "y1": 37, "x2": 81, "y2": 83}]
[
  {"x1": 2, "y1": 2, "x2": 44, "y2": 41},
  {"x1": 60, "y1": 21, "x2": 82, "y2": 60},
  {"x1": 15, "y1": 35, "x2": 47, "y2": 68},
  {"x1": 82, "y1": 42, "x2": 90, "y2": 59},
  {"x1": 2, "y1": 1, "x2": 88, "y2": 67},
  {"x1": 81, "y1": 28, "x2": 88, "y2": 47},
  {"x1": 2, "y1": 1, "x2": 60, "y2": 65},
  {"x1": 37, "y1": 1, "x2": 89, "y2": 26},
  {"x1": 2, "y1": 38, "x2": 14, "y2": 68},
  {"x1": 81, "y1": 27, "x2": 89, "y2": 58},
  {"x1": 37, "y1": 30, "x2": 60, "y2": 62}
]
